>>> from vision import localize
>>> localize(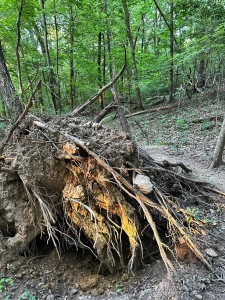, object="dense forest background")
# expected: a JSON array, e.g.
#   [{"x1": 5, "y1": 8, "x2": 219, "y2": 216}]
[{"x1": 0, "y1": 0, "x2": 225, "y2": 115}]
